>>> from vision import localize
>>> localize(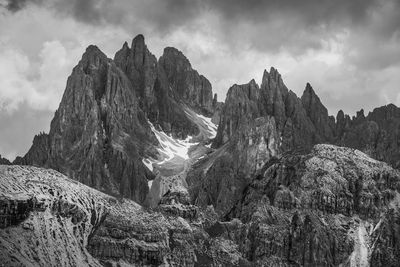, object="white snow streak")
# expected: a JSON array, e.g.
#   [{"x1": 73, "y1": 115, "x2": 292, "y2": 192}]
[
  {"x1": 350, "y1": 222, "x2": 370, "y2": 267},
  {"x1": 142, "y1": 121, "x2": 198, "y2": 171},
  {"x1": 196, "y1": 113, "x2": 218, "y2": 138}
]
